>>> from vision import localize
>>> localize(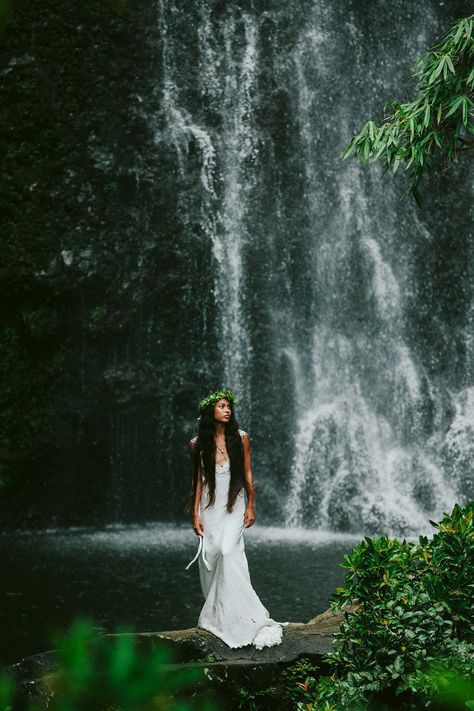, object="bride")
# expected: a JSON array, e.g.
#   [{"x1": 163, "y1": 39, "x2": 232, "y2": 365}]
[{"x1": 185, "y1": 389, "x2": 283, "y2": 649}]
